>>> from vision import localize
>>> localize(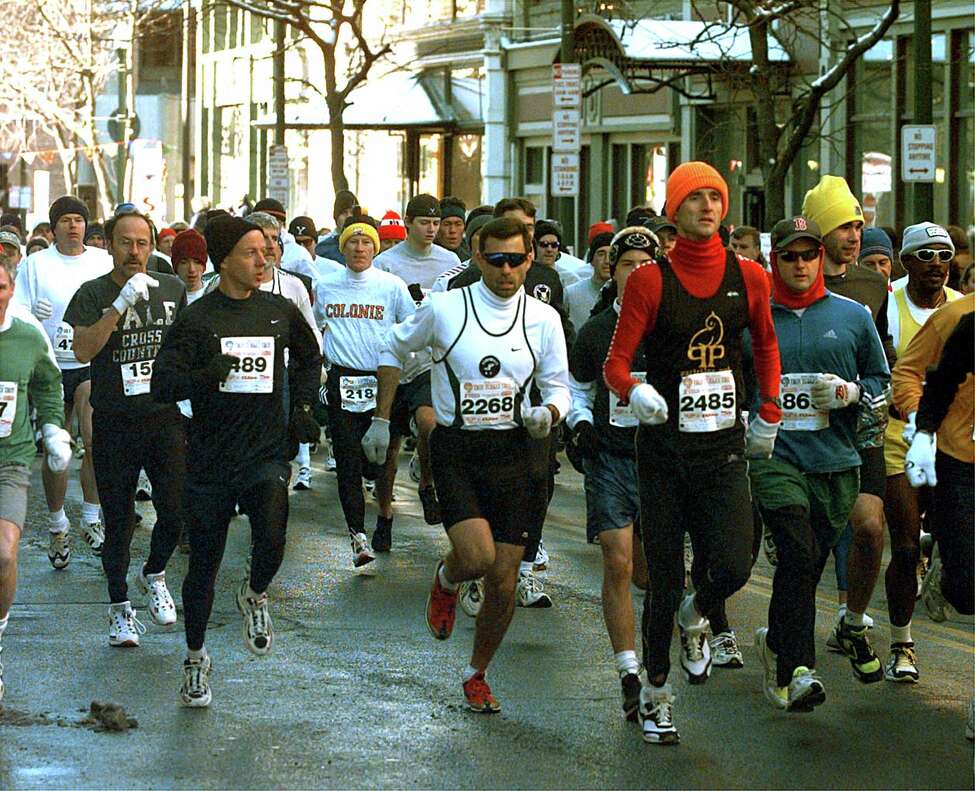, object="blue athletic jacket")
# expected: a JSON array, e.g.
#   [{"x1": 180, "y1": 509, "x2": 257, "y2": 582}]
[{"x1": 758, "y1": 290, "x2": 890, "y2": 474}]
